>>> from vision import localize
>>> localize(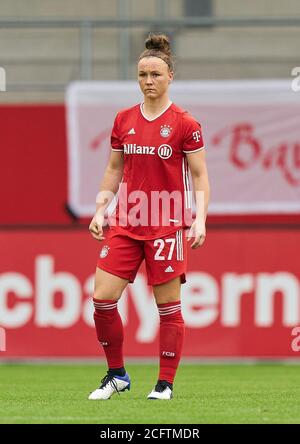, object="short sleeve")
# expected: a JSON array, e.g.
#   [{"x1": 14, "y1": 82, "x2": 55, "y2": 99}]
[
  {"x1": 111, "y1": 113, "x2": 123, "y2": 151},
  {"x1": 182, "y1": 113, "x2": 205, "y2": 154}
]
